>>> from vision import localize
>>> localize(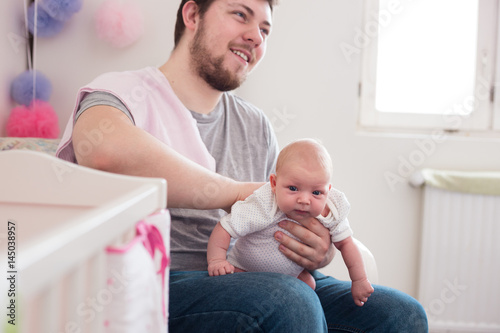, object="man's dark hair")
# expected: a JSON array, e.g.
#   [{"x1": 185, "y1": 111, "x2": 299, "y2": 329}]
[{"x1": 174, "y1": 0, "x2": 277, "y2": 47}]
